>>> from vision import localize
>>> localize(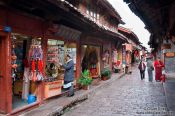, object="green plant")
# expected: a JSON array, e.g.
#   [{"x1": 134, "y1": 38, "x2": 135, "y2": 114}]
[
  {"x1": 78, "y1": 70, "x2": 92, "y2": 86},
  {"x1": 101, "y1": 67, "x2": 111, "y2": 78}
]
